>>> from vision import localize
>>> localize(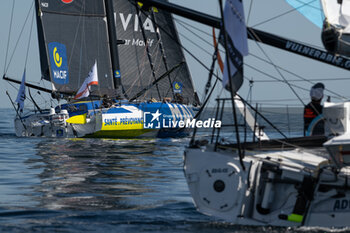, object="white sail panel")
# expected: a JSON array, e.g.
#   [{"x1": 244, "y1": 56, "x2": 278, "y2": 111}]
[
  {"x1": 321, "y1": 0, "x2": 341, "y2": 26},
  {"x1": 340, "y1": 1, "x2": 350, "y2": 32},
  {"x1": 322, "y1": 0, "x2": 350, "y2": 32}
]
